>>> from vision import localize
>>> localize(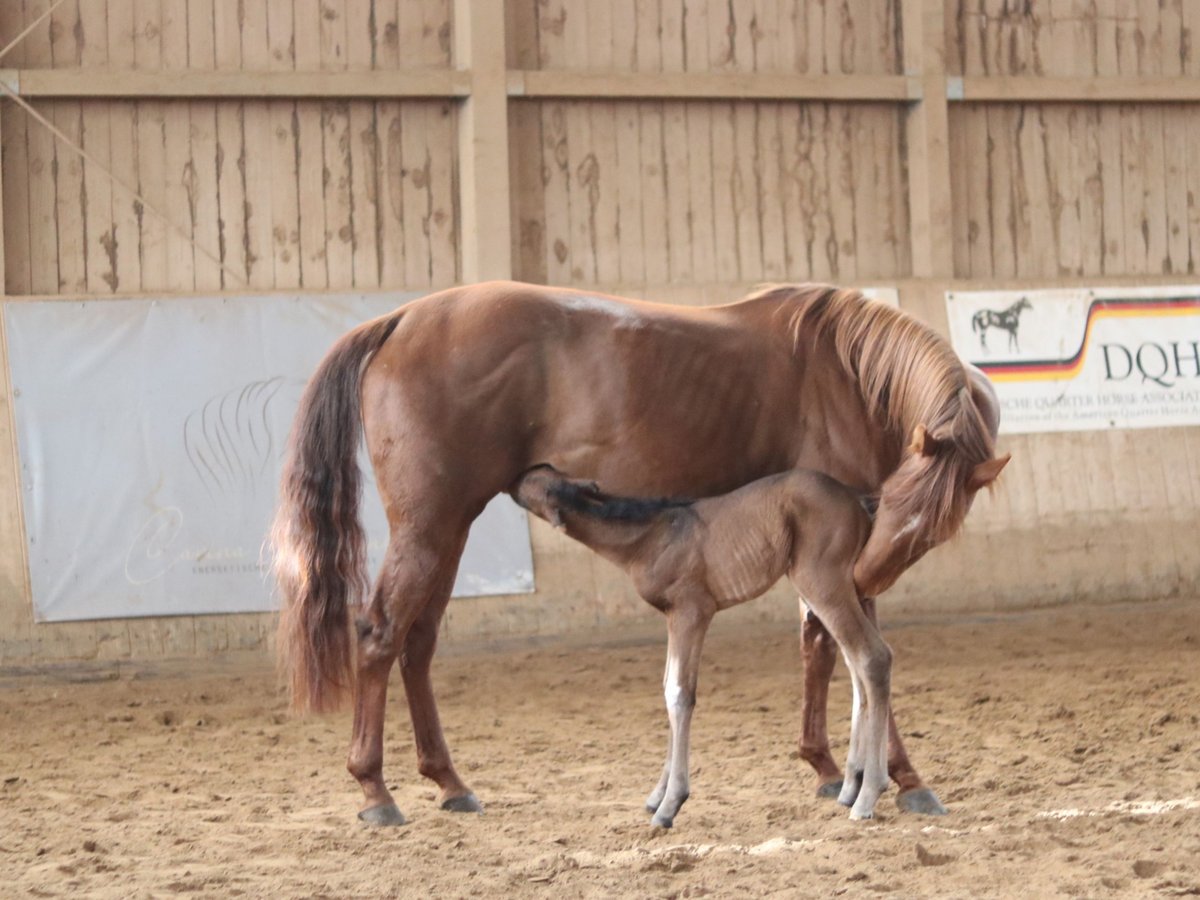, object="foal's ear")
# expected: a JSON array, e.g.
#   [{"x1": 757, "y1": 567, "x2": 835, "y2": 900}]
[
  {"x1": 967, "y1": 453, "x2": 1011, "y2": 491},
  {"x1": 909, "y1": 425, "x2": 939, "y2": 457}
]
